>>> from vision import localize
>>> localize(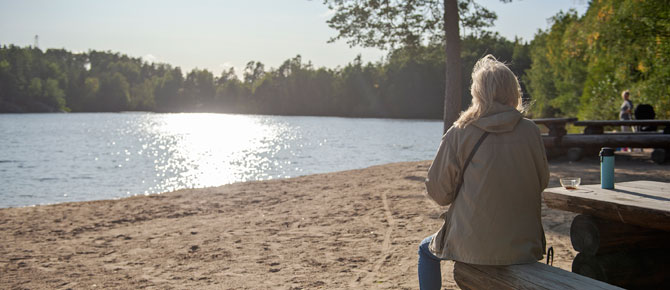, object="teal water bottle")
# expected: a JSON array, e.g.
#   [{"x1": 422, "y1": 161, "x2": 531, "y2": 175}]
[{"x1": 600, "y1": 147, "x2": 614, "y2": 189}]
